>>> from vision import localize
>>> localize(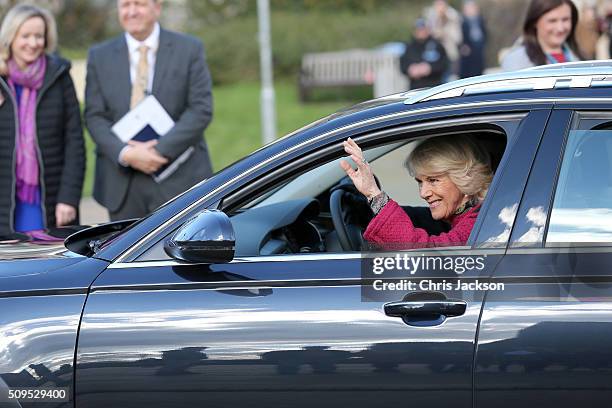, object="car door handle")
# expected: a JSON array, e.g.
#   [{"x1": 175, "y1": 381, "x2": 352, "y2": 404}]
[{"x1": 384, "y1": 300, "x2": 467, "y2": 318}]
